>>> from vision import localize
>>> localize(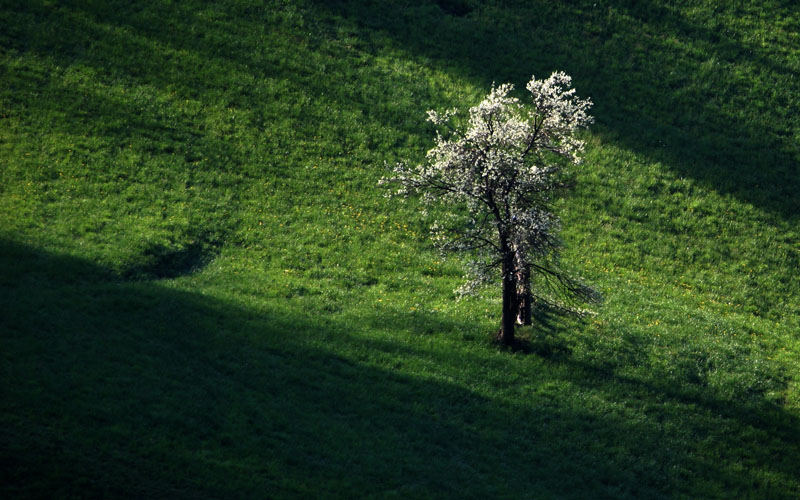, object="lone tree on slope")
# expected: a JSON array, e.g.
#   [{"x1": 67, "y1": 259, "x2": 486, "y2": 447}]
[{"x1": 382, "y1": 72, "x2": 599, "y2": 345}]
